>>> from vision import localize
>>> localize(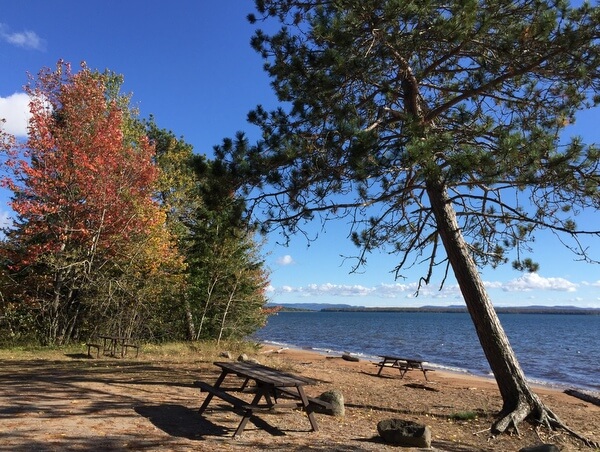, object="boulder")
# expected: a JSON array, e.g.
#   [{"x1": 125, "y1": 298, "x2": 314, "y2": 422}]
[
  {"x1": 318, "y1": 389, "x2": 345, "y2": 416},
  {"x1": 377, "y1": 419, "x2": 431, "y2": 448}
]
